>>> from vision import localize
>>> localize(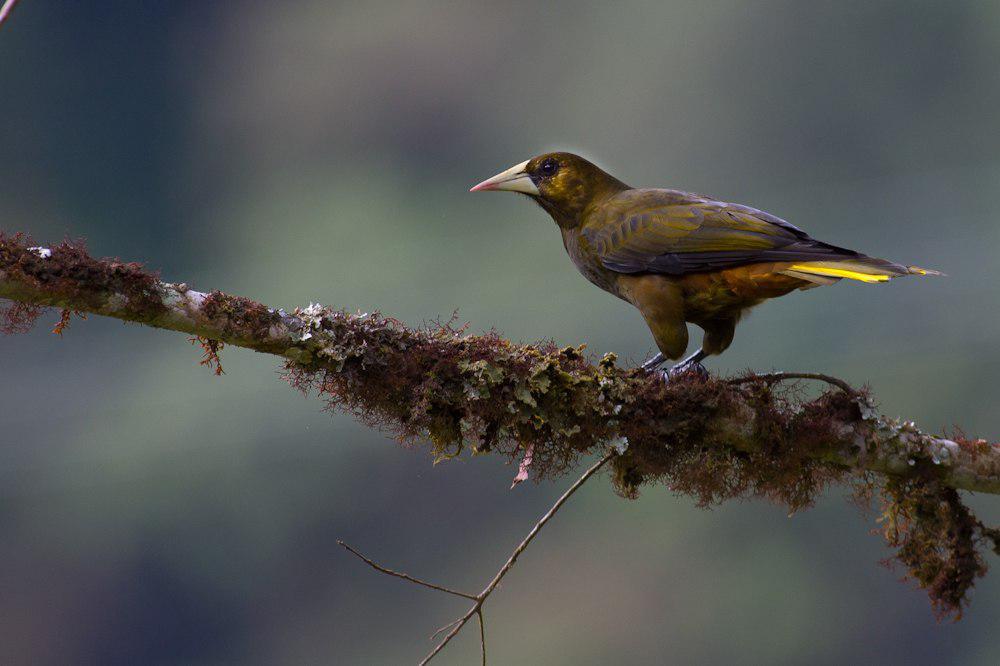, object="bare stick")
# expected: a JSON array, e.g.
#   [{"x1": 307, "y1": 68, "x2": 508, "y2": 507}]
[
  {"x1": 477, "y1": 608, "x2": 486, "y2": 666},
  {"x1": 418, "y1": 451, "x2": 614, "y2": 665},
  {"x1": 337, "y1": 540, "x2": 477, "y2": 601},
  {"x1": 479, "y1": 451, "x2": 614, "y2": 606},
  {"x1": 729, "y1": 371, "x2": 856, "y2": 394},
  {"x1": 340, "y1": 452, "x2": 613, "y2": 665},
  {"x1": 429, "y1": 618, "x2": 463, "y2": 641},
  {"x1": 0, "y1": 0, "x2": 20, "y2": 29}
]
